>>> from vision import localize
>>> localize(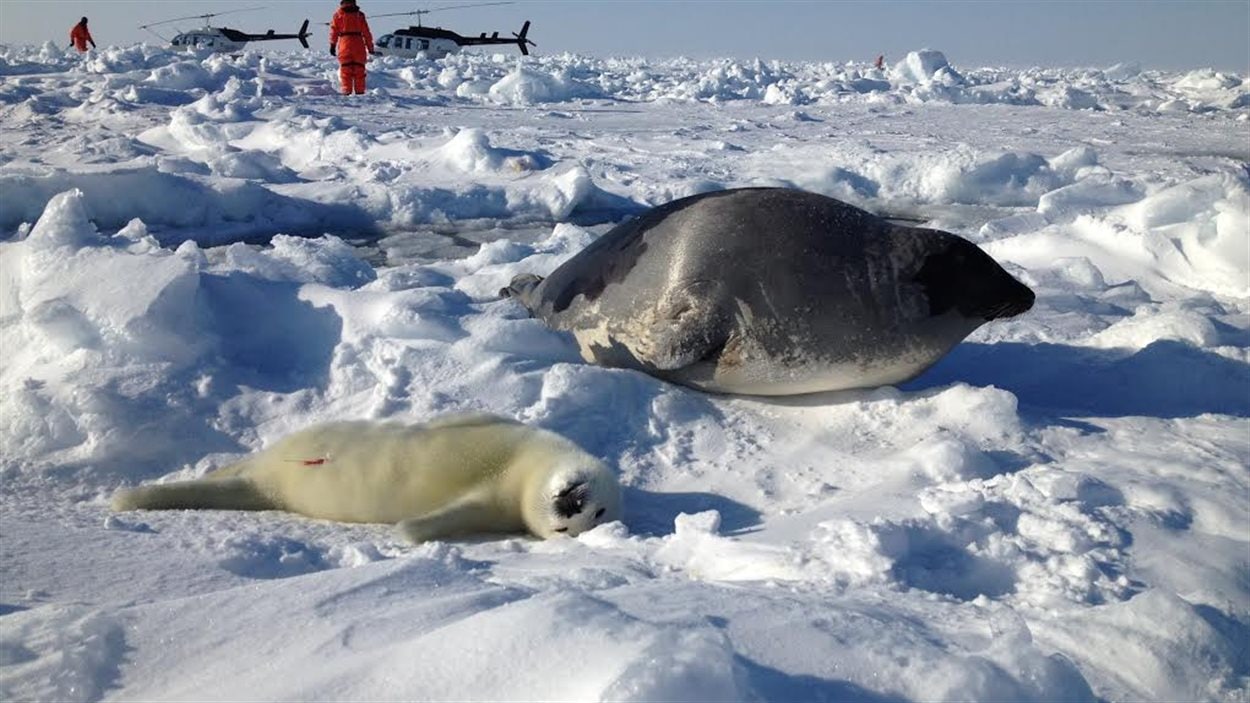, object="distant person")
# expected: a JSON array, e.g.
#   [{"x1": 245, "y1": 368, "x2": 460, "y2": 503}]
[
  {"x1": 69, "y1": 17, "x2": 96, "y2": 53},
  {"x1": 874, "y1": 54, "x2": 885, "y2": 70},
  {"x1": 329, "y1": 0, "x2": 375, "y2": 95}
]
